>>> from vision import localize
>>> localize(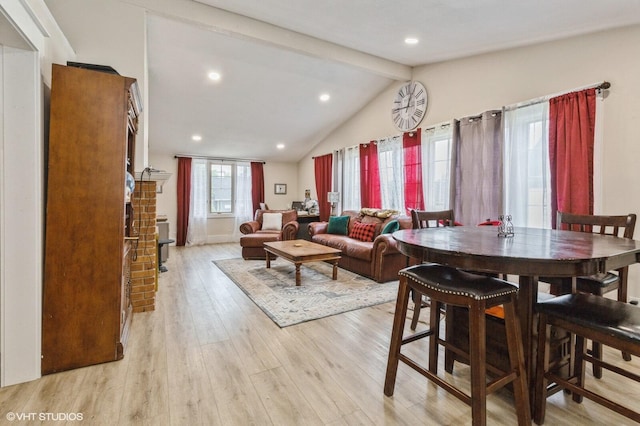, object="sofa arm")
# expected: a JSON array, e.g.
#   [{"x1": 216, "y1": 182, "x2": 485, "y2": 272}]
[
  {"x1": 240, "y1": 220, "x2": 260, "y2": 235},
  {"x1": 282, "y1": 221, "x2": 300, "y2": 240},
  {"x1": 371, "y1": 233, "x2": 408, "y2": 282},
  {"x1": 372, "y1": 233, "x2": 400, "y2": 256},
  {"x1": 308, "y1": 222, "x2": 328, "y2": 237},
  {"x1": 372, "y1": 233, "x2": 400, "y2": 265}
]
